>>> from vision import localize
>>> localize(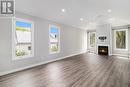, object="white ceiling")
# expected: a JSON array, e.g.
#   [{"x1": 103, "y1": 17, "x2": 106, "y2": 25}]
[{"x1": 16, "y1": 0, "x2": 130, "y2": 30}]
